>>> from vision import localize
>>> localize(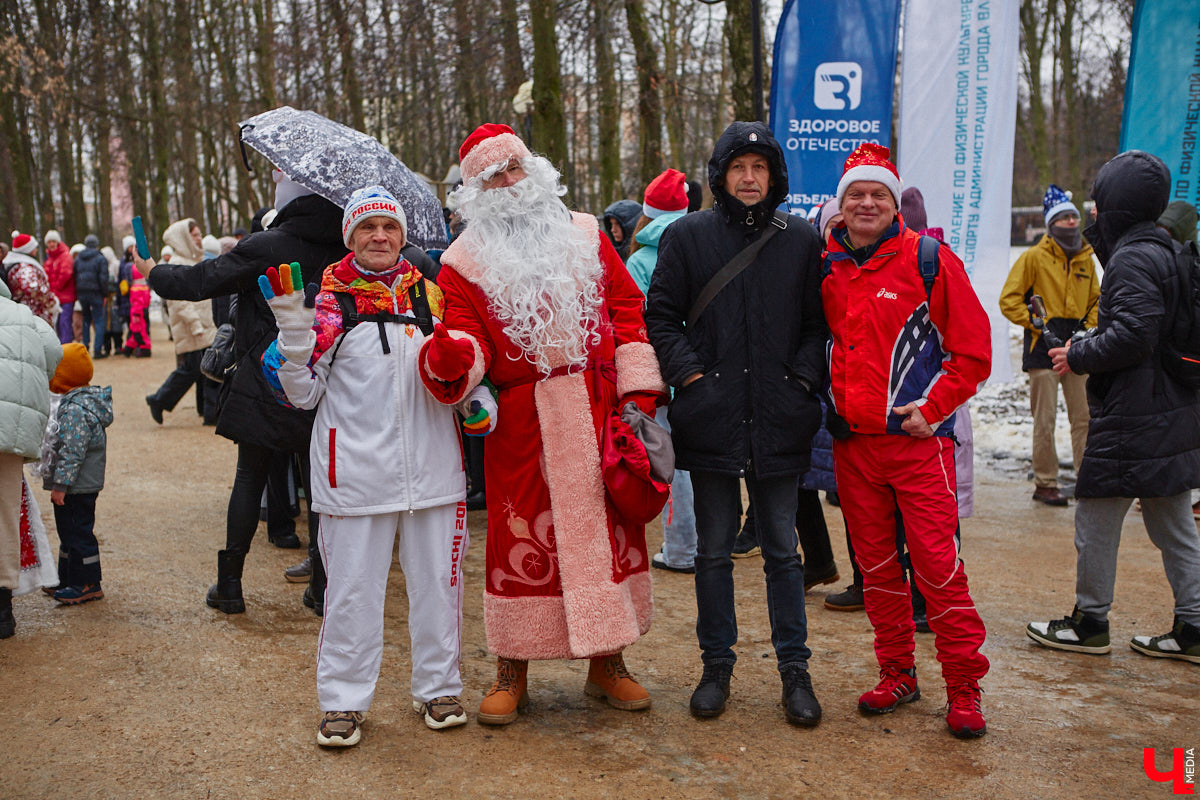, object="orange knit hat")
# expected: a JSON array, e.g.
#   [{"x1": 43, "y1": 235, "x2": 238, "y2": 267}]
[{"x1": 50, "y1": 343, "x2": 93, "y2": 394}]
